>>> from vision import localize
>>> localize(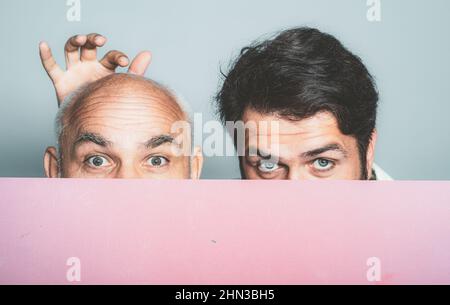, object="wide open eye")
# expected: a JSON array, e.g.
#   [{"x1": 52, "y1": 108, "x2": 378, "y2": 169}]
[
  {"x1": 147, "y1": 156, "x2": 169, "y2": 167},
  {"x1": 86, "y1": 155, "x2": 110, "y2": 168},
  {"x1": 312, "y1": 158, "x2": 334, "y2": 171},
  {"x1": 258, "y1": 160, "x2": 280, "y2": 173}
]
